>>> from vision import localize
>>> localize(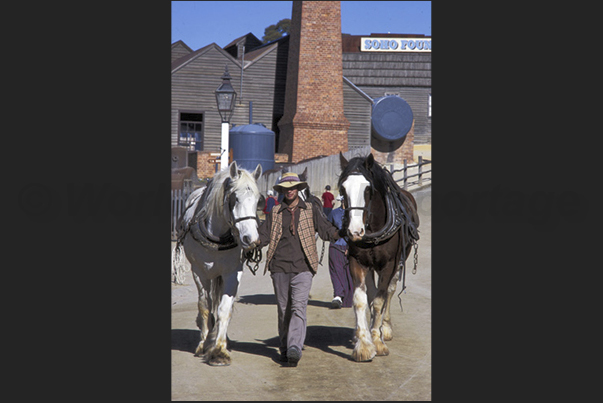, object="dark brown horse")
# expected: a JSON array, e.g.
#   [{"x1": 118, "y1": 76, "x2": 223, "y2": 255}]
[{"x1": 338, "y1": 152, "x2": 420, "y2": 361}]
